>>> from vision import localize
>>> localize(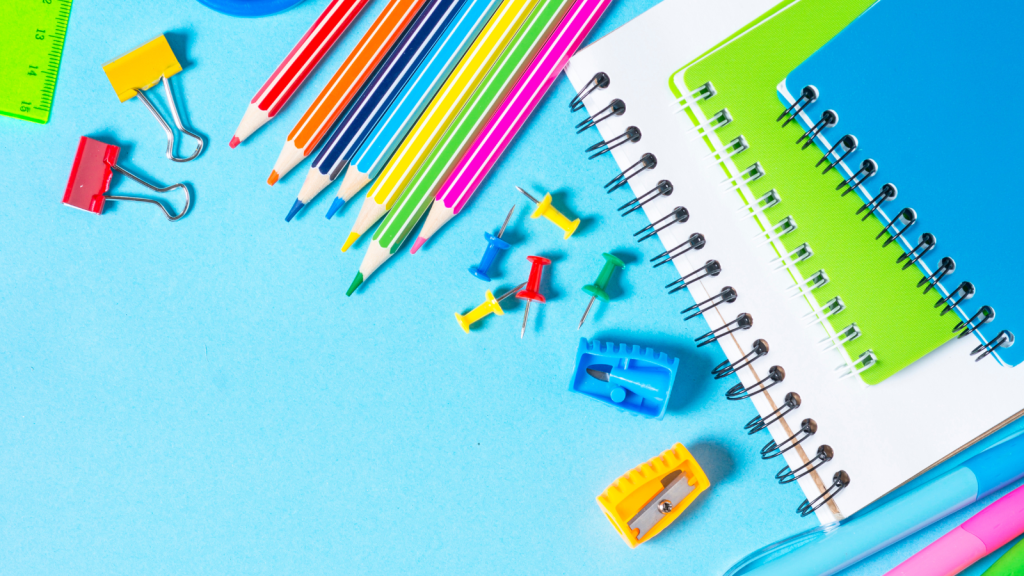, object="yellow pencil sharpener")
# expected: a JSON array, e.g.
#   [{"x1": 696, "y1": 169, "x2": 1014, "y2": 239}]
[{"x1": 597, "y1": 442, "x2": 710, "y2": 548}]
